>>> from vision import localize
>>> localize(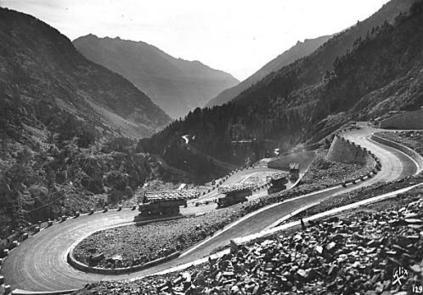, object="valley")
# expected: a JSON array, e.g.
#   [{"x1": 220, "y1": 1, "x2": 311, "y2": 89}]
[{"x1": 1, "y1": 1, "x2": 423, "y2": 294}]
